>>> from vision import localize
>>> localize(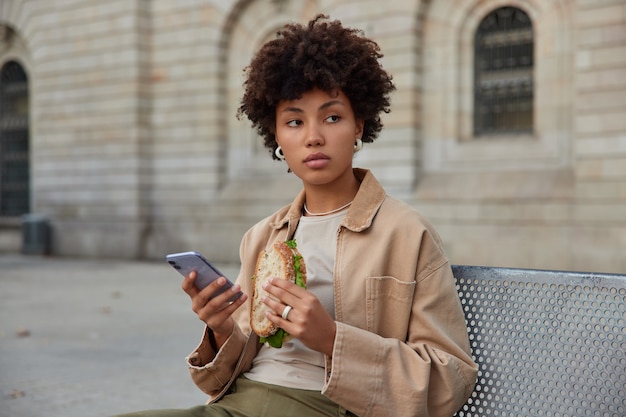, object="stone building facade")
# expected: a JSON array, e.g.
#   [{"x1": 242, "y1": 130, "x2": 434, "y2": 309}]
[{"x1": 0, "y1": 0, "x2": 624, "y2": 273}]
